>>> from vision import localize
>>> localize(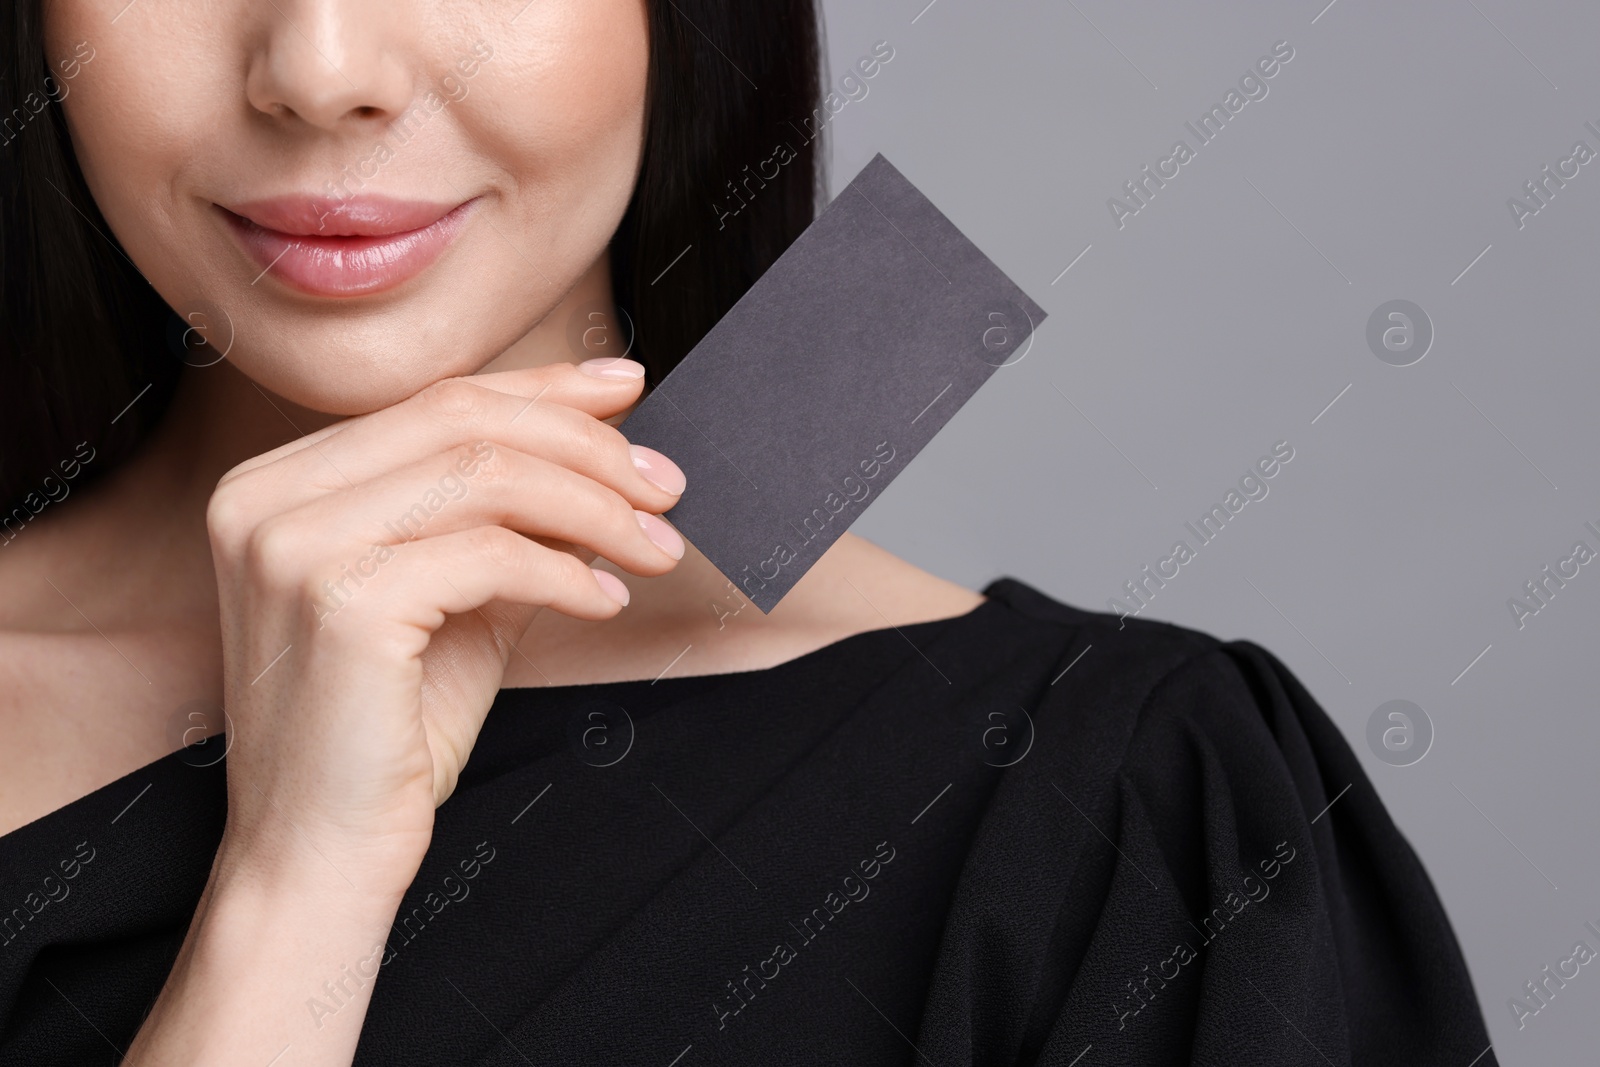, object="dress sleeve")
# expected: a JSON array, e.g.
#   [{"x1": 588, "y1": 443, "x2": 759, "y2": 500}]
[{"x1": 913, "y1": 631, "x2": 1497, "y2": 1067}]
